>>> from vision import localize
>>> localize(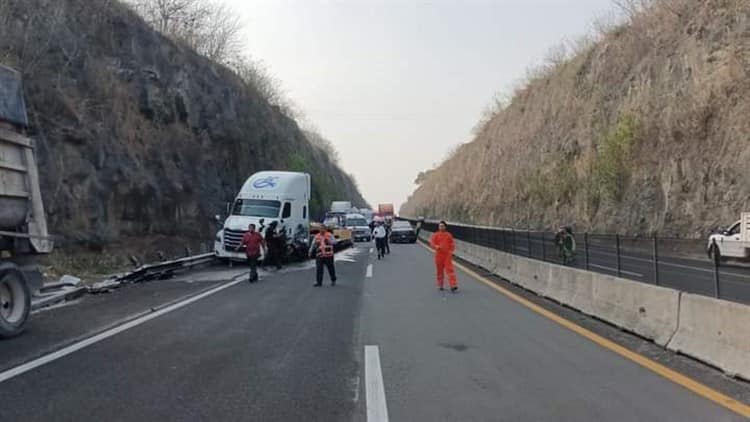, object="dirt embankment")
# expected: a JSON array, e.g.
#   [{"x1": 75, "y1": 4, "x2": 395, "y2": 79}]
[
  {"x1": 402, "y1": 0, "x2": 750, "y2": 237},
  {"x1": 0, "y1": 0, "x2": 367, "y2": 265}
]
